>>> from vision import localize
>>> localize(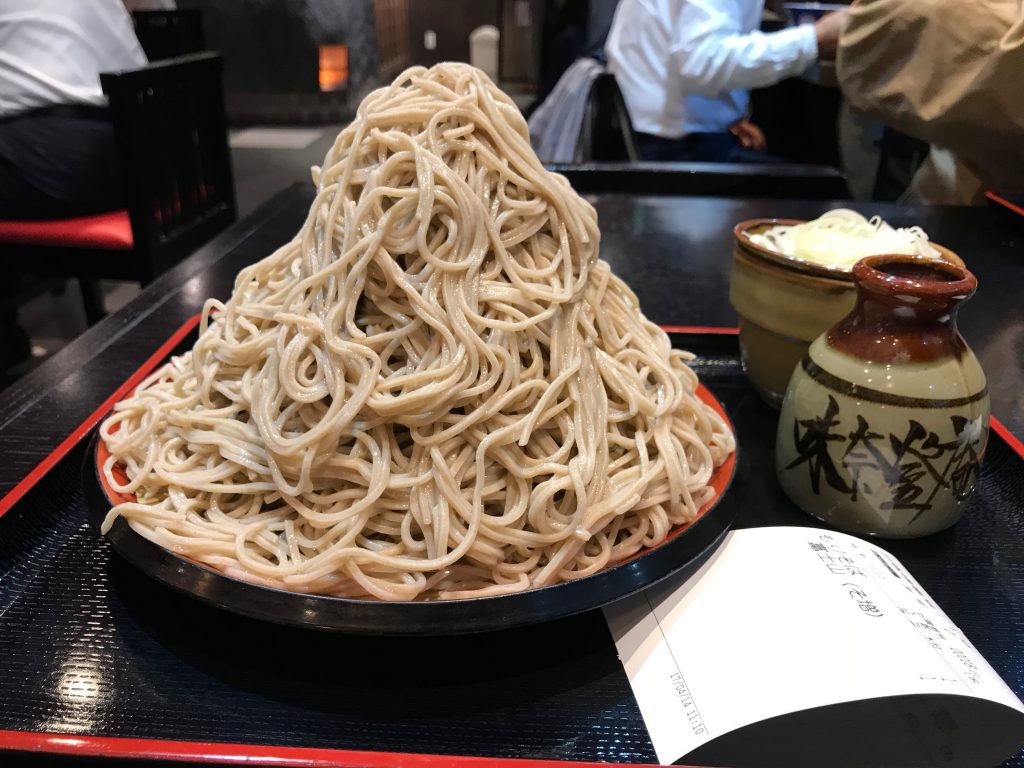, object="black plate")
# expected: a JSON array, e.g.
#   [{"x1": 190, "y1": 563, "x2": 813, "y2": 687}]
[{"x1": 86, "y1": 421, "x2": 737, "y2": 636}]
